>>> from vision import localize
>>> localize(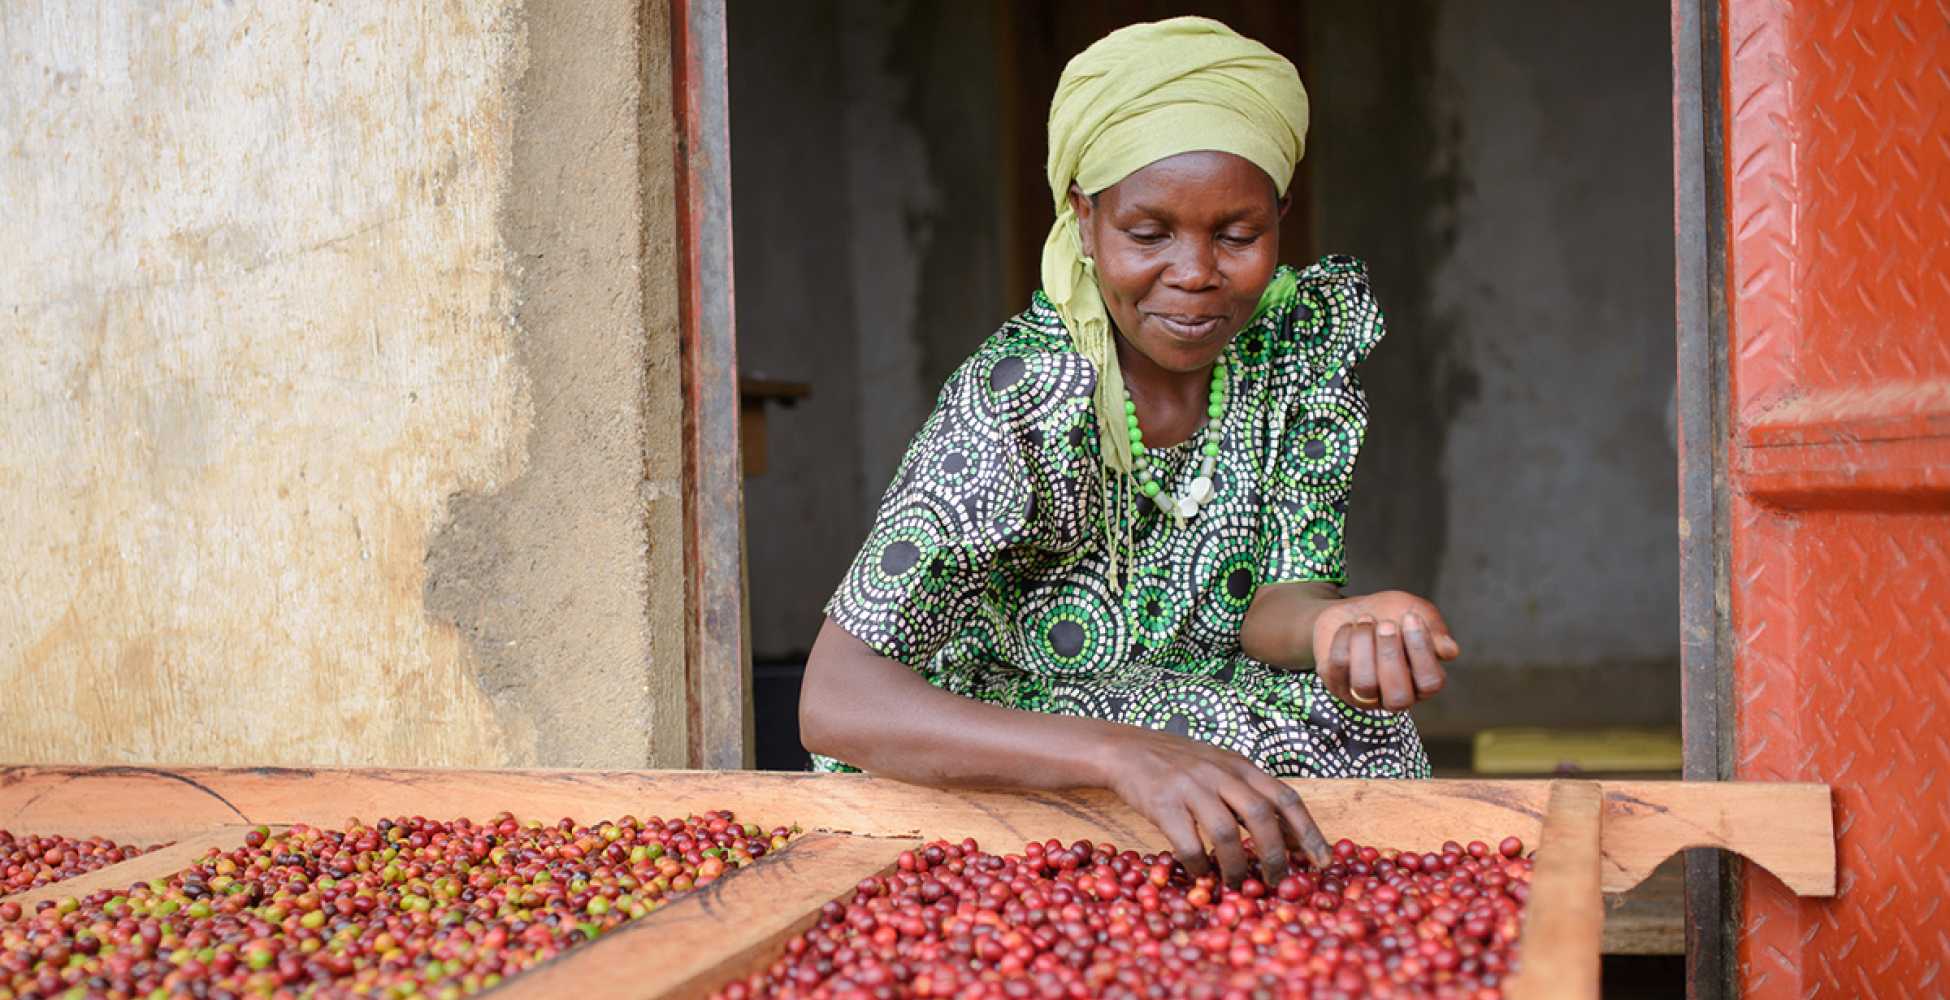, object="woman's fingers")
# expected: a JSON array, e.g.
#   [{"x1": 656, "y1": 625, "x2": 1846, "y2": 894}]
[
  {"x1": 1186, "y1": 788, "x2": 1252, "y2": 885},
  {"x1": 1218, "y1": 777, "x2": 1291, "y2": 885},
  {"x1": 1411, "y1": 603, "x2": 1463, "y2": 659},
  {"x1": 1373, "y1": 621, "x2": 1415, "y2": 711},
  {"x1": 1402, "y1": 613, "x2": 1447, "y2": 699},
  {"x1": 1149, "y1": 800, "x2": 1211, "y2": 879},
  {"x1": 1238, "y1": 767, "x2": 1332, "y2": 870},
  {"x1": 1321, "y1": 623, "x2": 1353, "y2": 702},
  {"x1": 1347, "y1": 620, "x2": 1379, "y2": 707}
]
